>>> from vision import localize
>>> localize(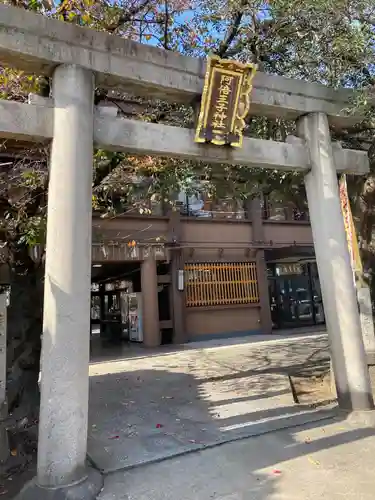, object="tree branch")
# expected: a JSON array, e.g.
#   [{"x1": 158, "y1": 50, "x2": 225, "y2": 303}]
[
  {"x1": 215, "y1": 3, "x2": 247, "y2": 58},
  {"x1": 93, "y1": 159, "x2": 117, "y2": 189},
  {"x1": 163, "y1": 0, "x2": 170, "y2": 50},
  {"x1": 106, "y1": 0, "x2": 152, "y2": 33}
]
